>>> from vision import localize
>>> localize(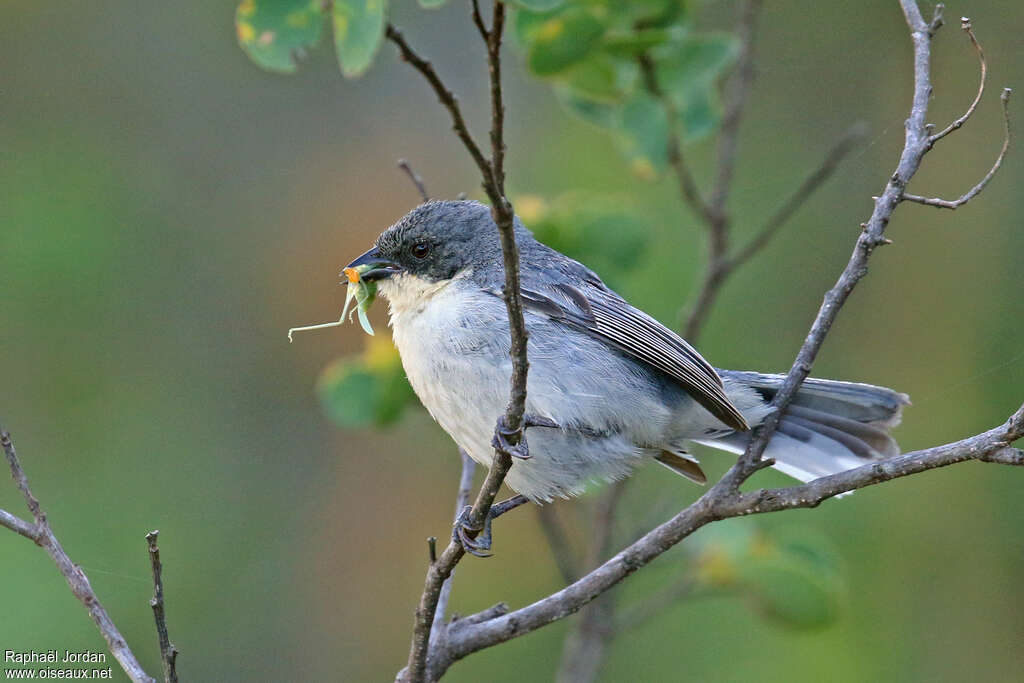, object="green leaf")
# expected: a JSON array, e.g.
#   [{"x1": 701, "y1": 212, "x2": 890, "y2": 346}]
[
  {"x1": 601, "y1": 29, "x2": 672, "y2": 57},
  {"x1": 679, "y1": 83, "x2": 719, "y2": 141},
  {"x1": 317, "y1": 341, "x2": 417, "y2": 428},
  {"x1": 235, "y1": 0, "x2": 325, "y2": 74},
  {"x1": 556, "y1": 88, "x2": 620, "y2": 128},
  {"x1": 691, "y1": 524, "x2": 845, "y2": 630},
  {"x1": 653, "y1": 32, "x2": 737, "y2": 104},
  {"x1": 564, "y1": 54, "x2": 635, "y2": 103},
  {"x1": 521, "y1": 192, "x2": 651, "y2": 290},
  {"x1": 509, "y1": 0, "x2": 566, "y2": 10},
  {"x1": 332, "y1": 0, "x2": 387, "y2": 78},
  {"x1": 525, "y1": 8, "x2": 607, "y2": 75},
  {"x1": 618, "y1": 91, "x2": 669, "y2": 178},
  {"x1": 418, "y1": 0, "x2": 448, "y2": 7}
]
